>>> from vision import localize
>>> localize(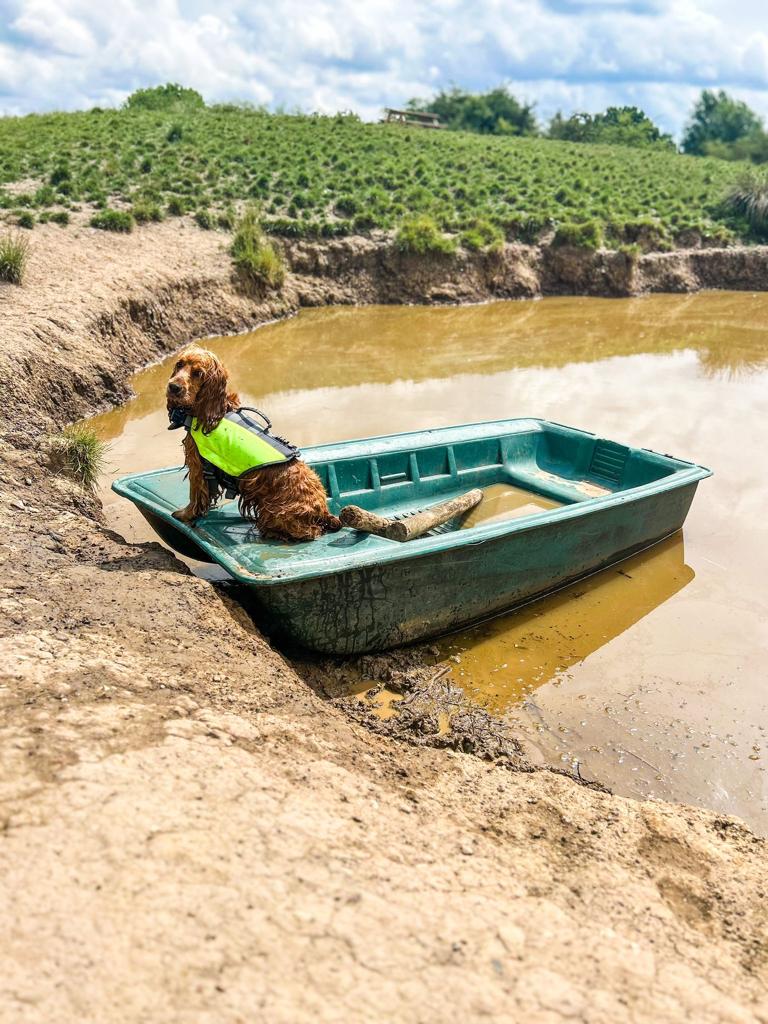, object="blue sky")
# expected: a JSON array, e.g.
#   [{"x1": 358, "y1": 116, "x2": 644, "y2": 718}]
[{"x1": 1, "y1": 0, "x2": 767, "y2": 136}]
